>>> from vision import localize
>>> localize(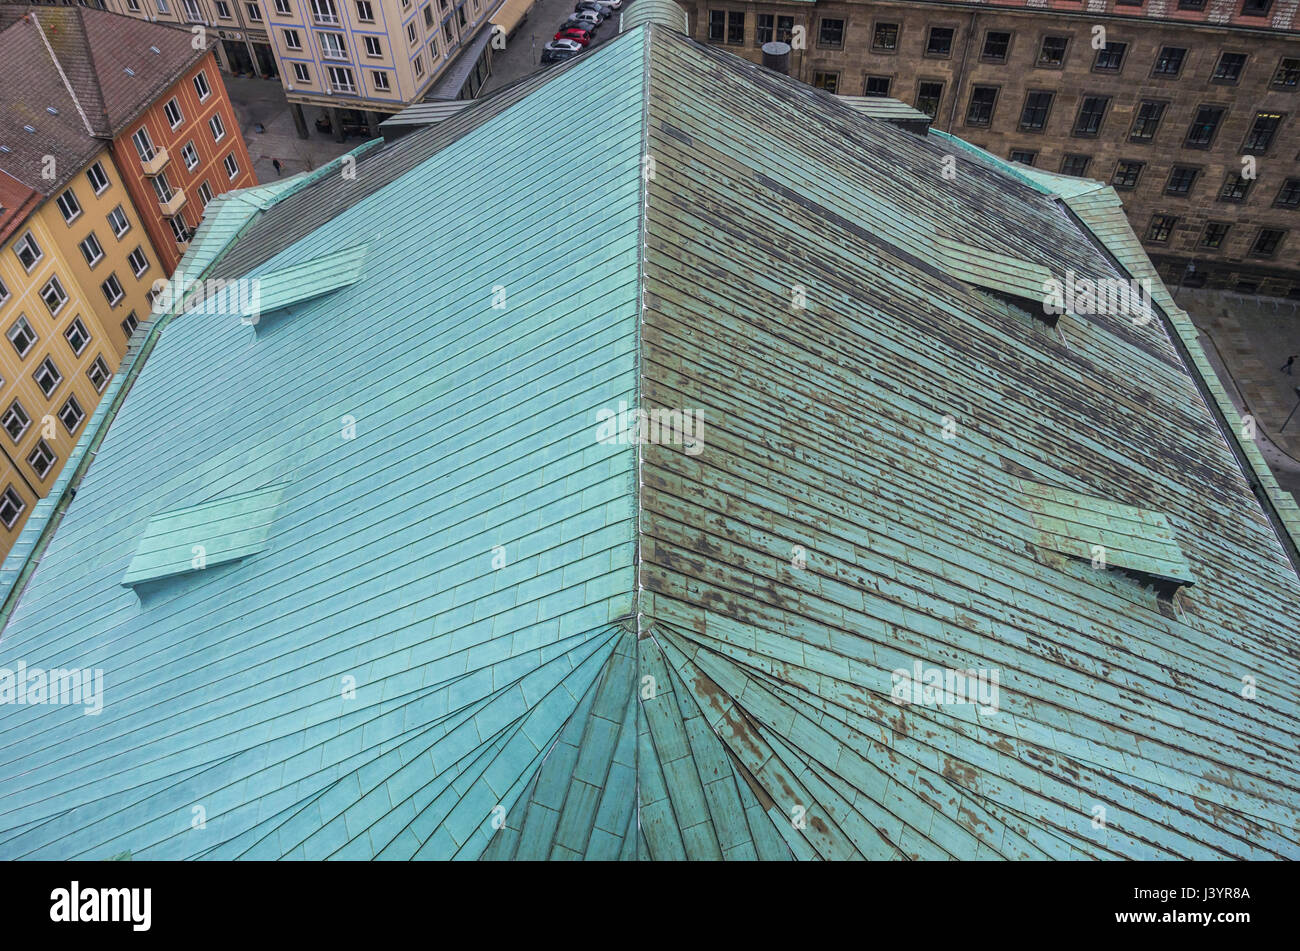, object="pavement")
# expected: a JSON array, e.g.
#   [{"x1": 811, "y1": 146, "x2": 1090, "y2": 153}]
[
  {"x1": 1173, "y1": 287, "x2": 1300, "y2": 498},
  {"x1": 482, "y1": 0, "x2": 633, "y2": 94},
  {"x1": 223, "y1": 74, "x2": 360, "y2": 184}
]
